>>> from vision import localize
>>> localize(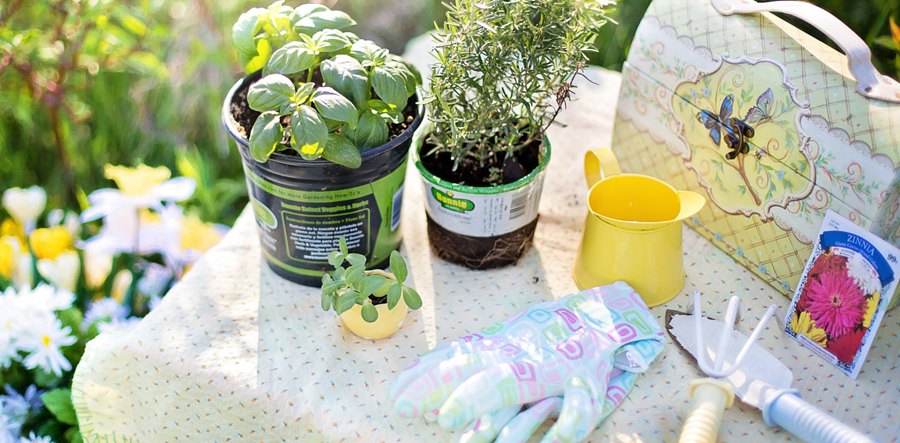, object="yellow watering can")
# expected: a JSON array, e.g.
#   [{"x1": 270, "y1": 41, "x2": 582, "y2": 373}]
[{"x1": 573, "y1": 148, "x2": 706, "y2": 307}]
